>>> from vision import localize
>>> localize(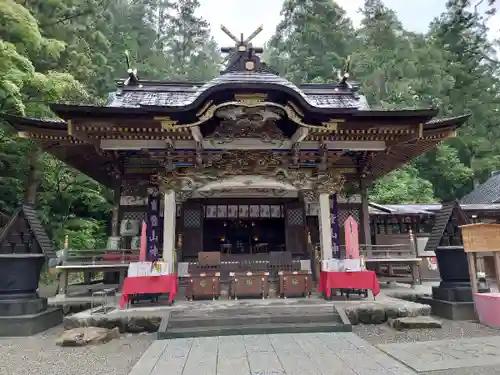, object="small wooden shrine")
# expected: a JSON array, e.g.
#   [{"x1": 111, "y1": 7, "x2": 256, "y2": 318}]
[{"x1": 3, "y1": 26, "x2": 470, "y2": 271}]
